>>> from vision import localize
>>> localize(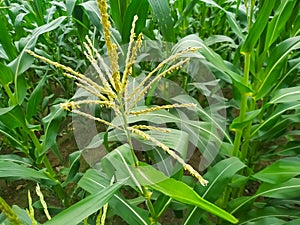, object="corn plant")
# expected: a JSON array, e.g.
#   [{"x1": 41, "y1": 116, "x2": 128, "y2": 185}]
[
  {"x1": 22, "y1": 0, "x2": 241, "y2": 224},
  {"x1": 0, "y1": 0, "x2": 101, "y2": 208},
  {"x1": 0, "y1": 0, "x2": 299, "y2": 224},
  {"x1": 171, "y1": 0, "x2": 300, "y2": 224}
]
